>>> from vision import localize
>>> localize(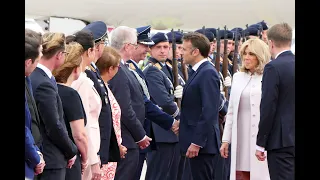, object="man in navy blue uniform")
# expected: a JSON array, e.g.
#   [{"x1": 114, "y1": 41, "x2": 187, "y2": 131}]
[
  {"x1": 128, "y1": 25, "x2": 180, "y2": 180},
  {"x1": 179, "y1": 32, "x2": 221, "y2": 180},
  {"x1": 166, "y1": 30, "x2": 187, "y2": 84},
  {"x1": 143, "y1": 32, "x2": 183, "y2": 180},
  {"x1": 81, "y1": 21, "x2": 121, "y2": 166},
  {"x1": 256, "y1": 23, "x2": 295, "y2": 180}
]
